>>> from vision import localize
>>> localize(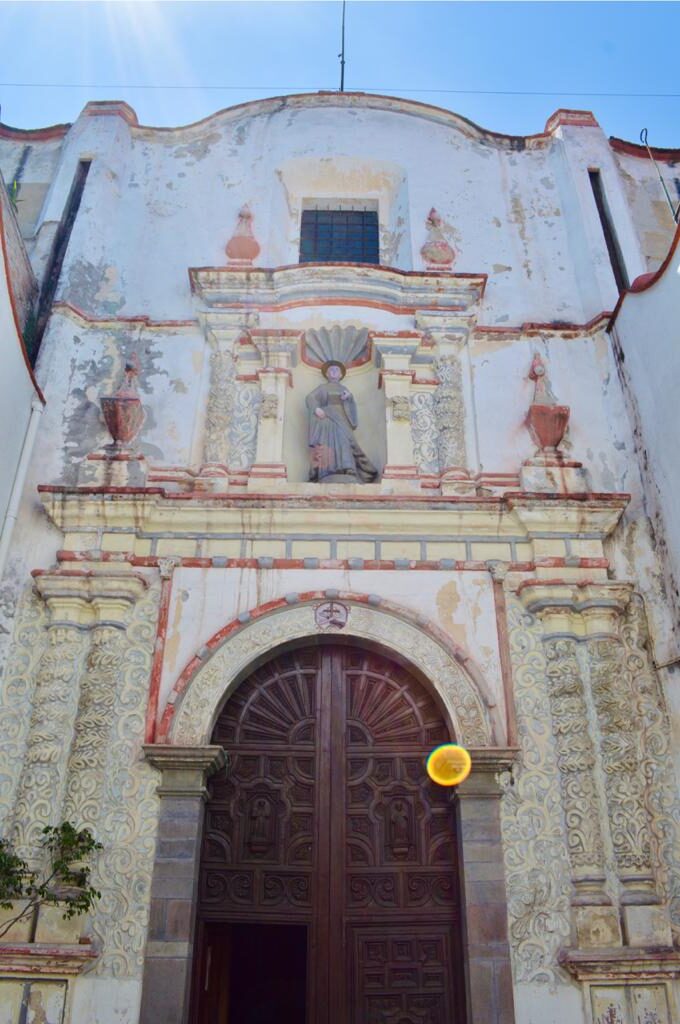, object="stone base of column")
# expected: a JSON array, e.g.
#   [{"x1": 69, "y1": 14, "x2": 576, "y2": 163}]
[
  {"x1": 380, "y1": 465, "x2": 420, "y2": 492},
  {"x1": 194, "y1": 463, "x2": 230, "y2": 493},
  {"x1": 77, "y1": 450, "x2": 147, "y2": 487},
  {"x1": 574, "y1": 905, "x2": 623, "y2": 949},
  {"x1": 440, "y1": 468, "x2": 476, "y2": 496},
  {"x1": 622, "y1": 904, "x2": 673, "y2": 948},
  {"x1": 247, "y1": 463, "x2": 288, "y2": 490},
  {"x1": 520, "y1": 457, "x2": 588, "y2": 494}
]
